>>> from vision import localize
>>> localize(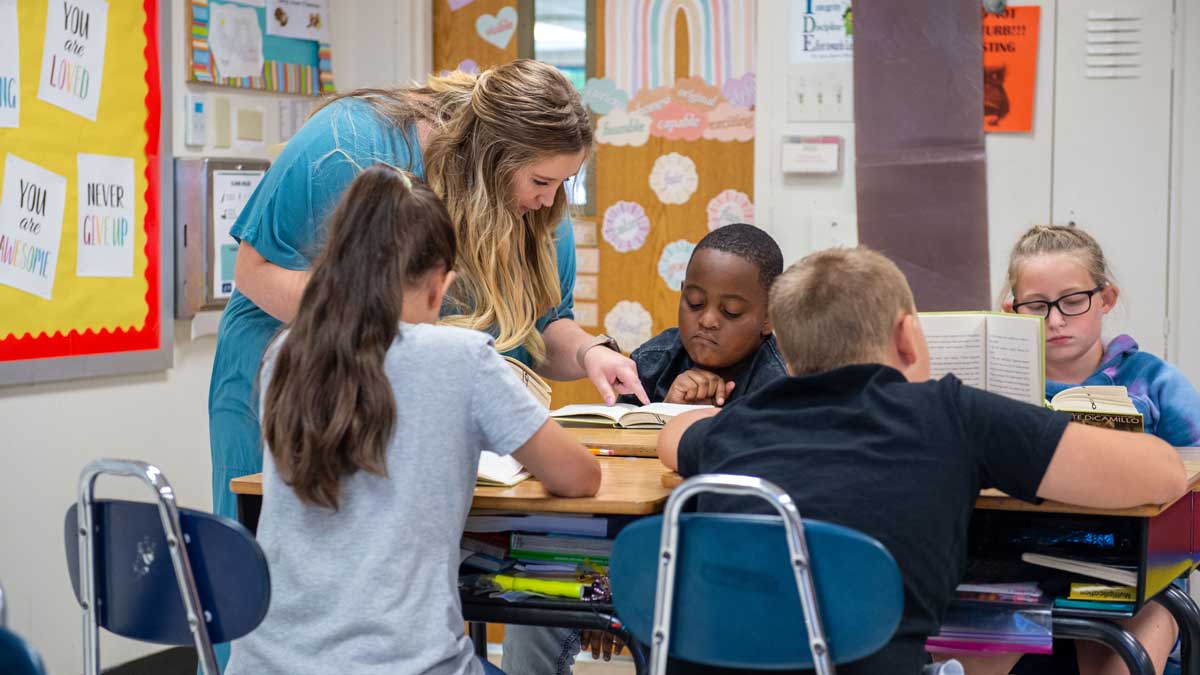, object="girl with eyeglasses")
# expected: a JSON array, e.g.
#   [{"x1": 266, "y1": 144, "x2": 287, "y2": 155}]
[{"x1": 1001, "y1": 224, "x2": 1200, "y2": 675}]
